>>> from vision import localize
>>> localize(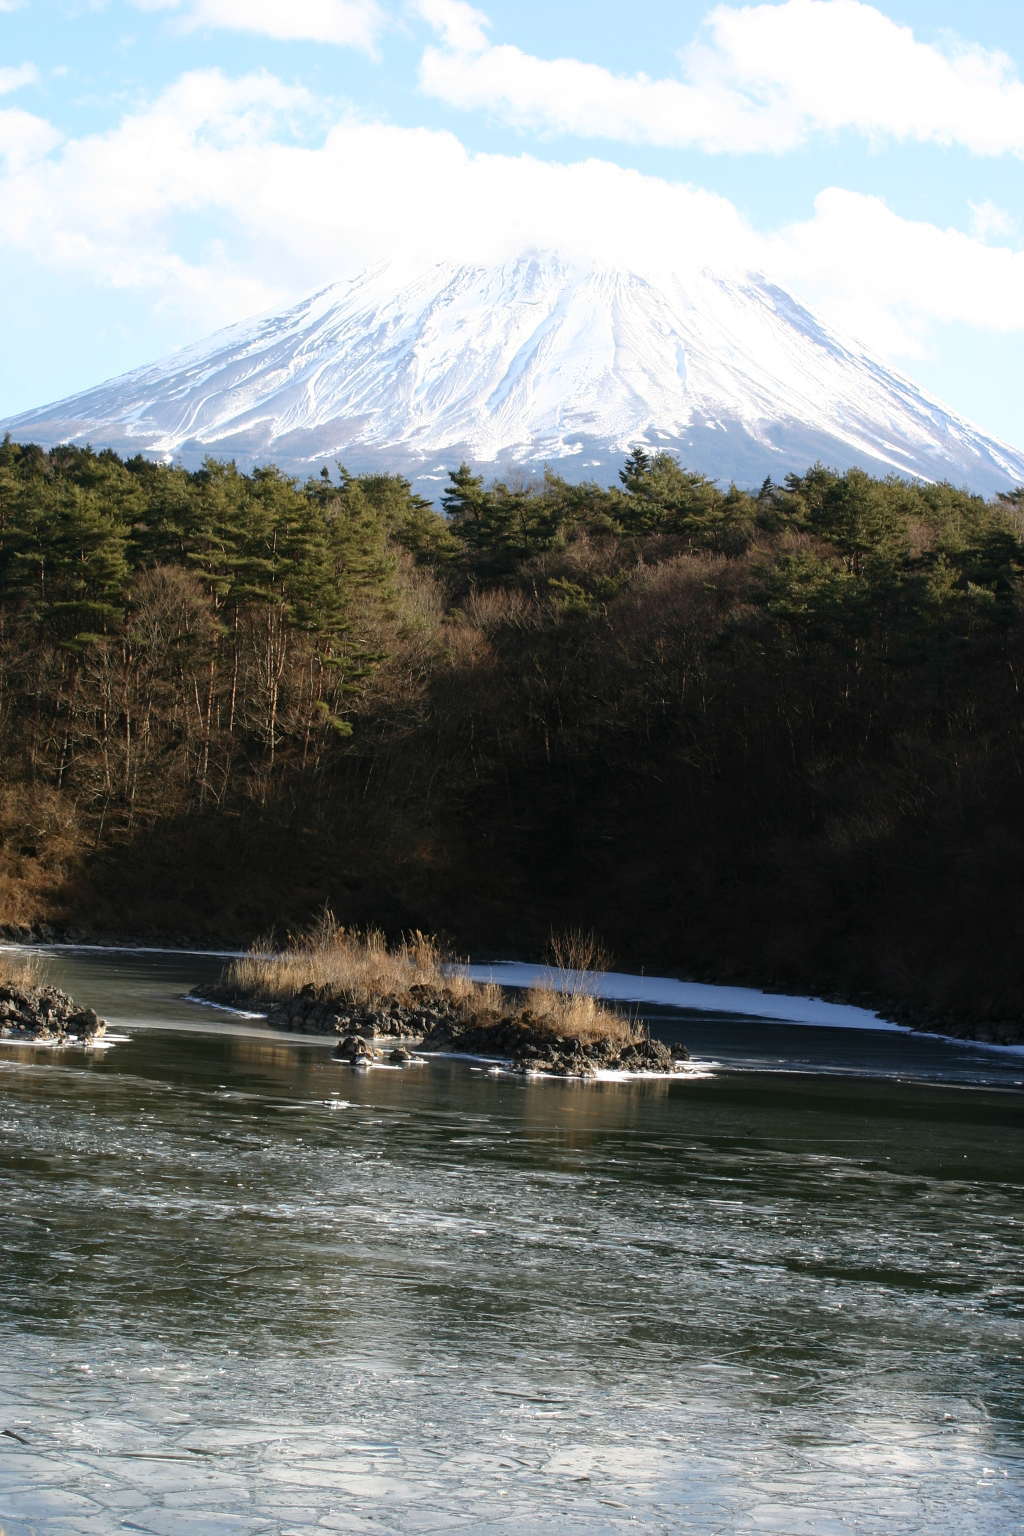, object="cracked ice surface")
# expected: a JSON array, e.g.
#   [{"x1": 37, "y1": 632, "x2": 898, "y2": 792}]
[{"x1": 1, "y1": 966, "x2": 1022, "y2": 1535}]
